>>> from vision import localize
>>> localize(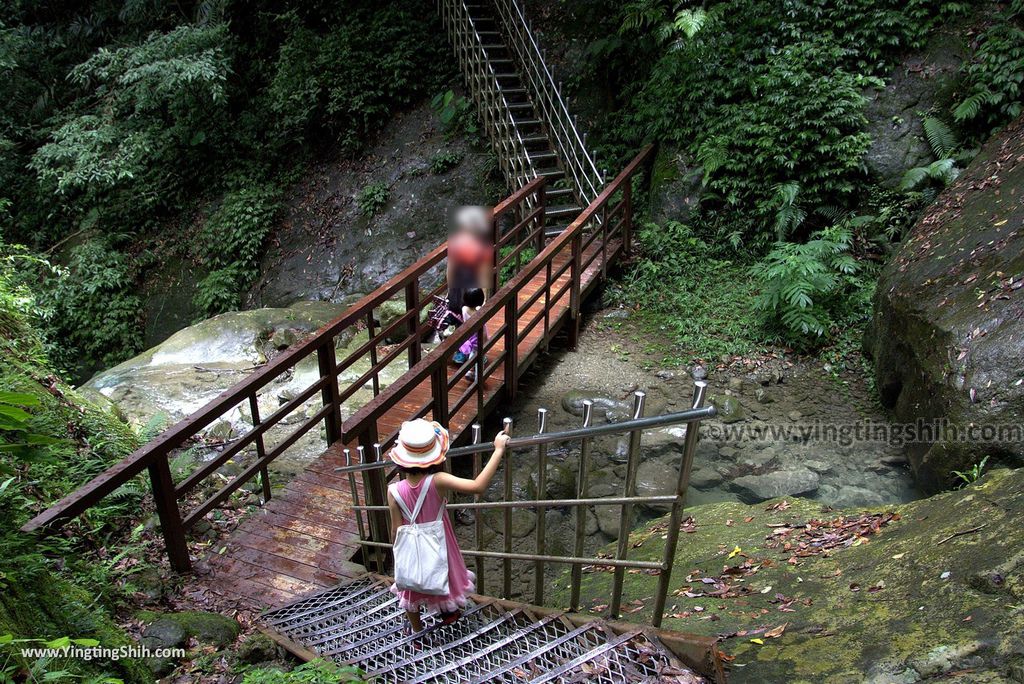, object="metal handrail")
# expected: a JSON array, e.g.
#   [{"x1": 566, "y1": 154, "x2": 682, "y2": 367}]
[
  {"x1": 492, "y1": 0, "x2": 604, "y2": 205},
  {"x1": 333, "y1": 404, "x2": 716, "y2": 474},
  {"x1": 439, "y1": 0, "x2": 536, "y2": 192},
  {"x1": 344, "y1": 381, "x2": 713, "y2": 627}
]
